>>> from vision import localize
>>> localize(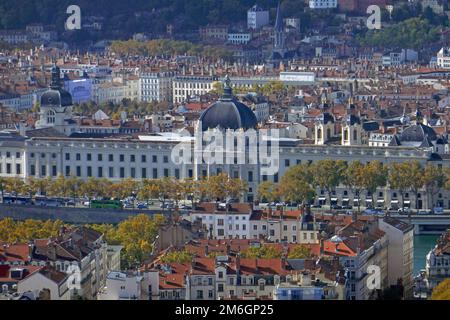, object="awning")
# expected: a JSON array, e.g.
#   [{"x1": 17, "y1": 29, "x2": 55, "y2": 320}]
[
  {"x1": 353, "y1": 199, "x2": 360, "y2": 203},
  {"x1": 404, "y1": 200, "x2": 411, "y2": 204},
  {"x1": 342, "y1": 198, "x2": 350, "y2": 202},
  {"x1": 377, "y1": 199, "x2": 385, "y2": 203},
  {"x1": 318, "y1": 197, "x2": 326, "y2": 201},
  {"x1": 331, "y1": 198, "x2": 338, "y2": 201},
  {"x1": 391, "y1": 200, "x2": 399, "y2": 204},
  {"x1": 365, "y1": 199, "x2": 373, "y2": 202}
]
